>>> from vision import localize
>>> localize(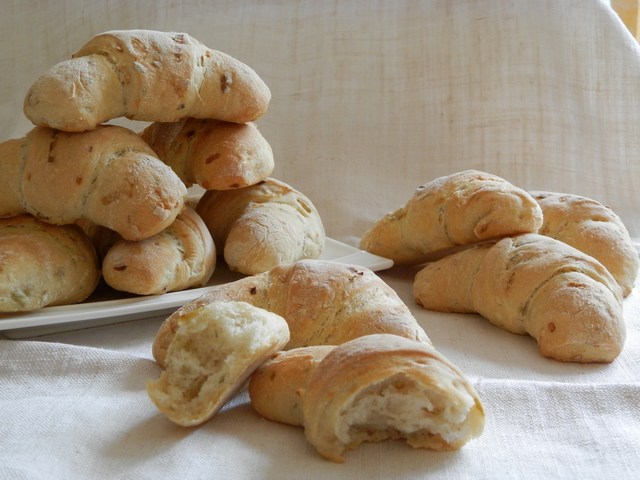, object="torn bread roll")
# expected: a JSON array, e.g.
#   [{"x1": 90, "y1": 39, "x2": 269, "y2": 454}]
[
  {"x1": 0, "y1": 125, "x2": 187, "y2": 241},
  {"x1": 413, "y1": 233, "x2": 626, "y2": 363},
  {"x1": 196, "y1": 178, "x2": 325, "y2": 275},
  {"x1": 24, "y1": 29, "x2": 271, "y2": 132},
  {"x1": 146, "y1": 300, "x2": 290, "y2": 427},
  {"x1": 0, "y1": 215, "x2": 100, "y2": 311},
  {"x1": 140, "y1": 119, "x2": 274, "y2": 190},
  {"x1": 102, "y1": 206, "x2": 216, "y2": 295},
  {"x1": 360, "y1": 170, "x2": 543, "y2": 264},
  {"x1": 152, "y1": 259, "x2": 430, "y2": 368},
  {"x1": 251, "y1": 335, "x2": 483, "y2": 463},
  {"x1": 532, "y1": 191, "x2": 639, "y2": 297}
]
